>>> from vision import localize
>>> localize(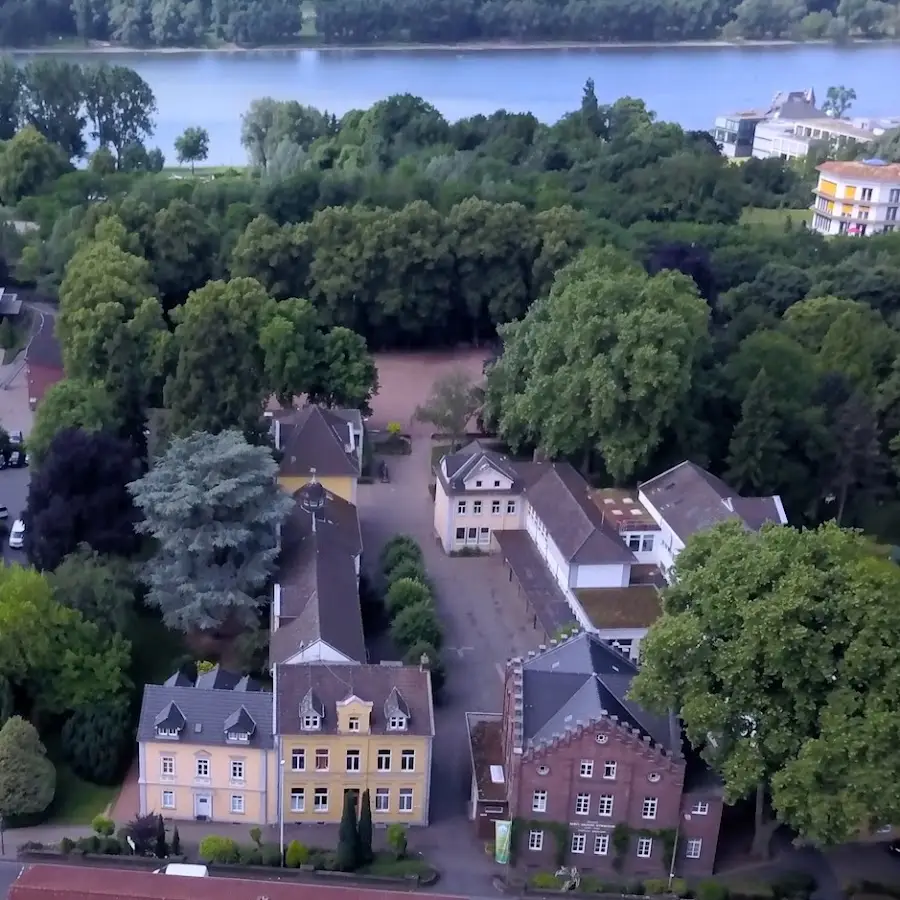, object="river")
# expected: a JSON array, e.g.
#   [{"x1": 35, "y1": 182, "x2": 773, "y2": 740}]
[{"x1": 12, "y1": 43, "x2": 900, "y2": 166}]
